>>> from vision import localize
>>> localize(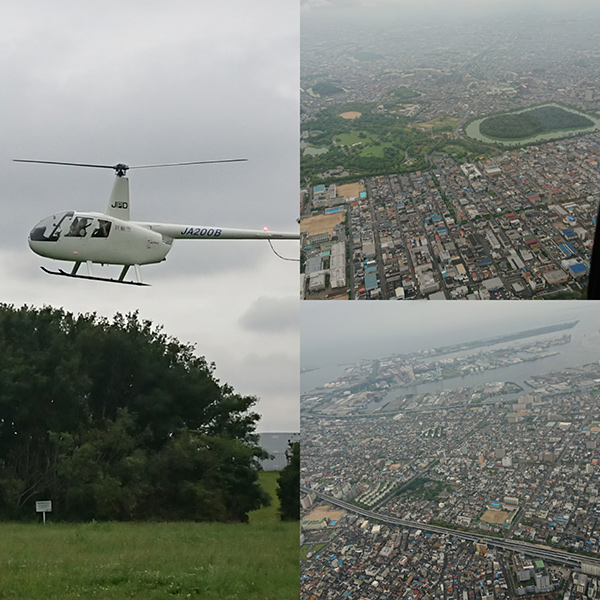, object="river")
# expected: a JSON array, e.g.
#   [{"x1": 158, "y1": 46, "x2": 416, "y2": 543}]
[{"x1": 302, "y1": 317, "x2": 600, "y2": 405}]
